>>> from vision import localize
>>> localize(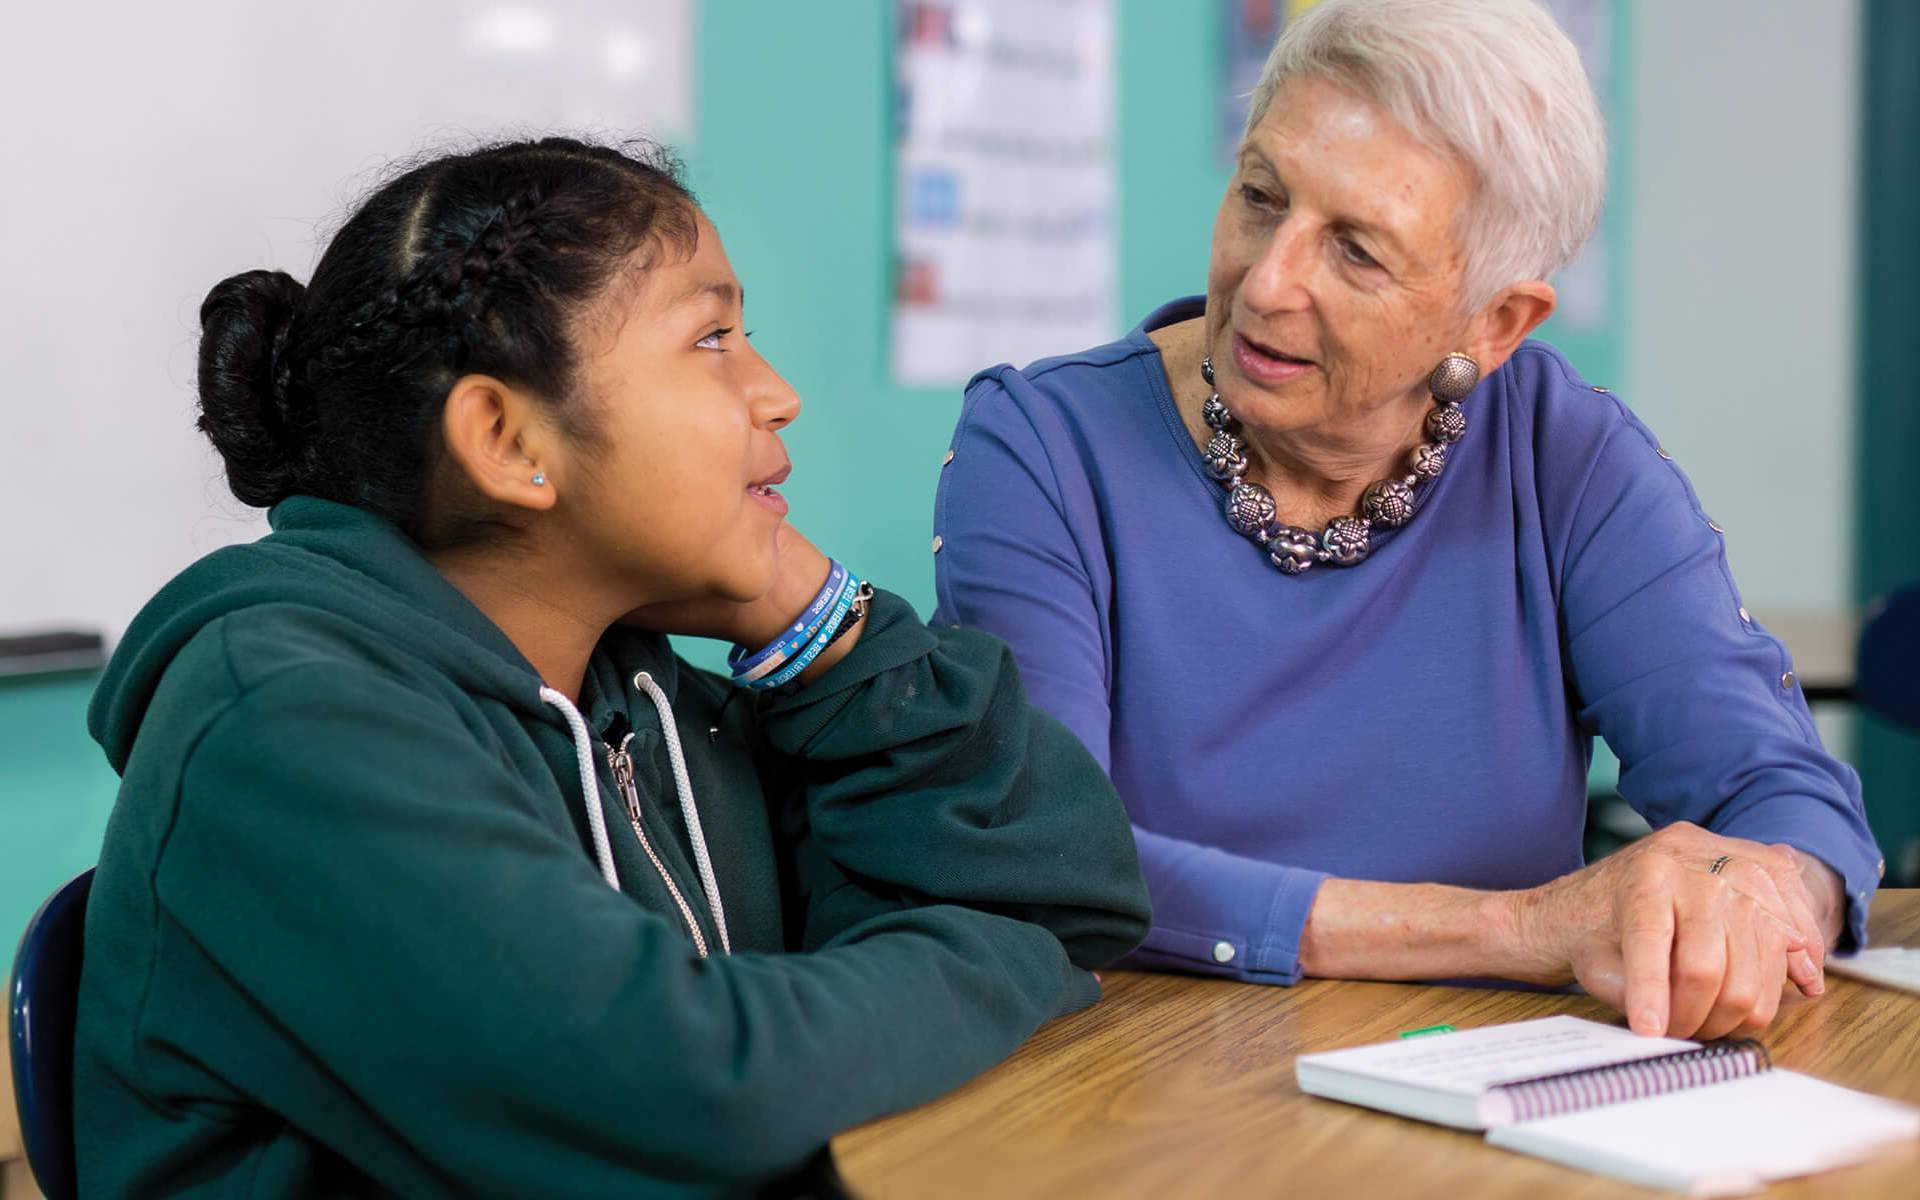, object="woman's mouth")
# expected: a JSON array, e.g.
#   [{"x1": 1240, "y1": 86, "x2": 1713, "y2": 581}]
[{"x1": 1232, "y1": 332, "x2": 1316, "y2": 385}]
